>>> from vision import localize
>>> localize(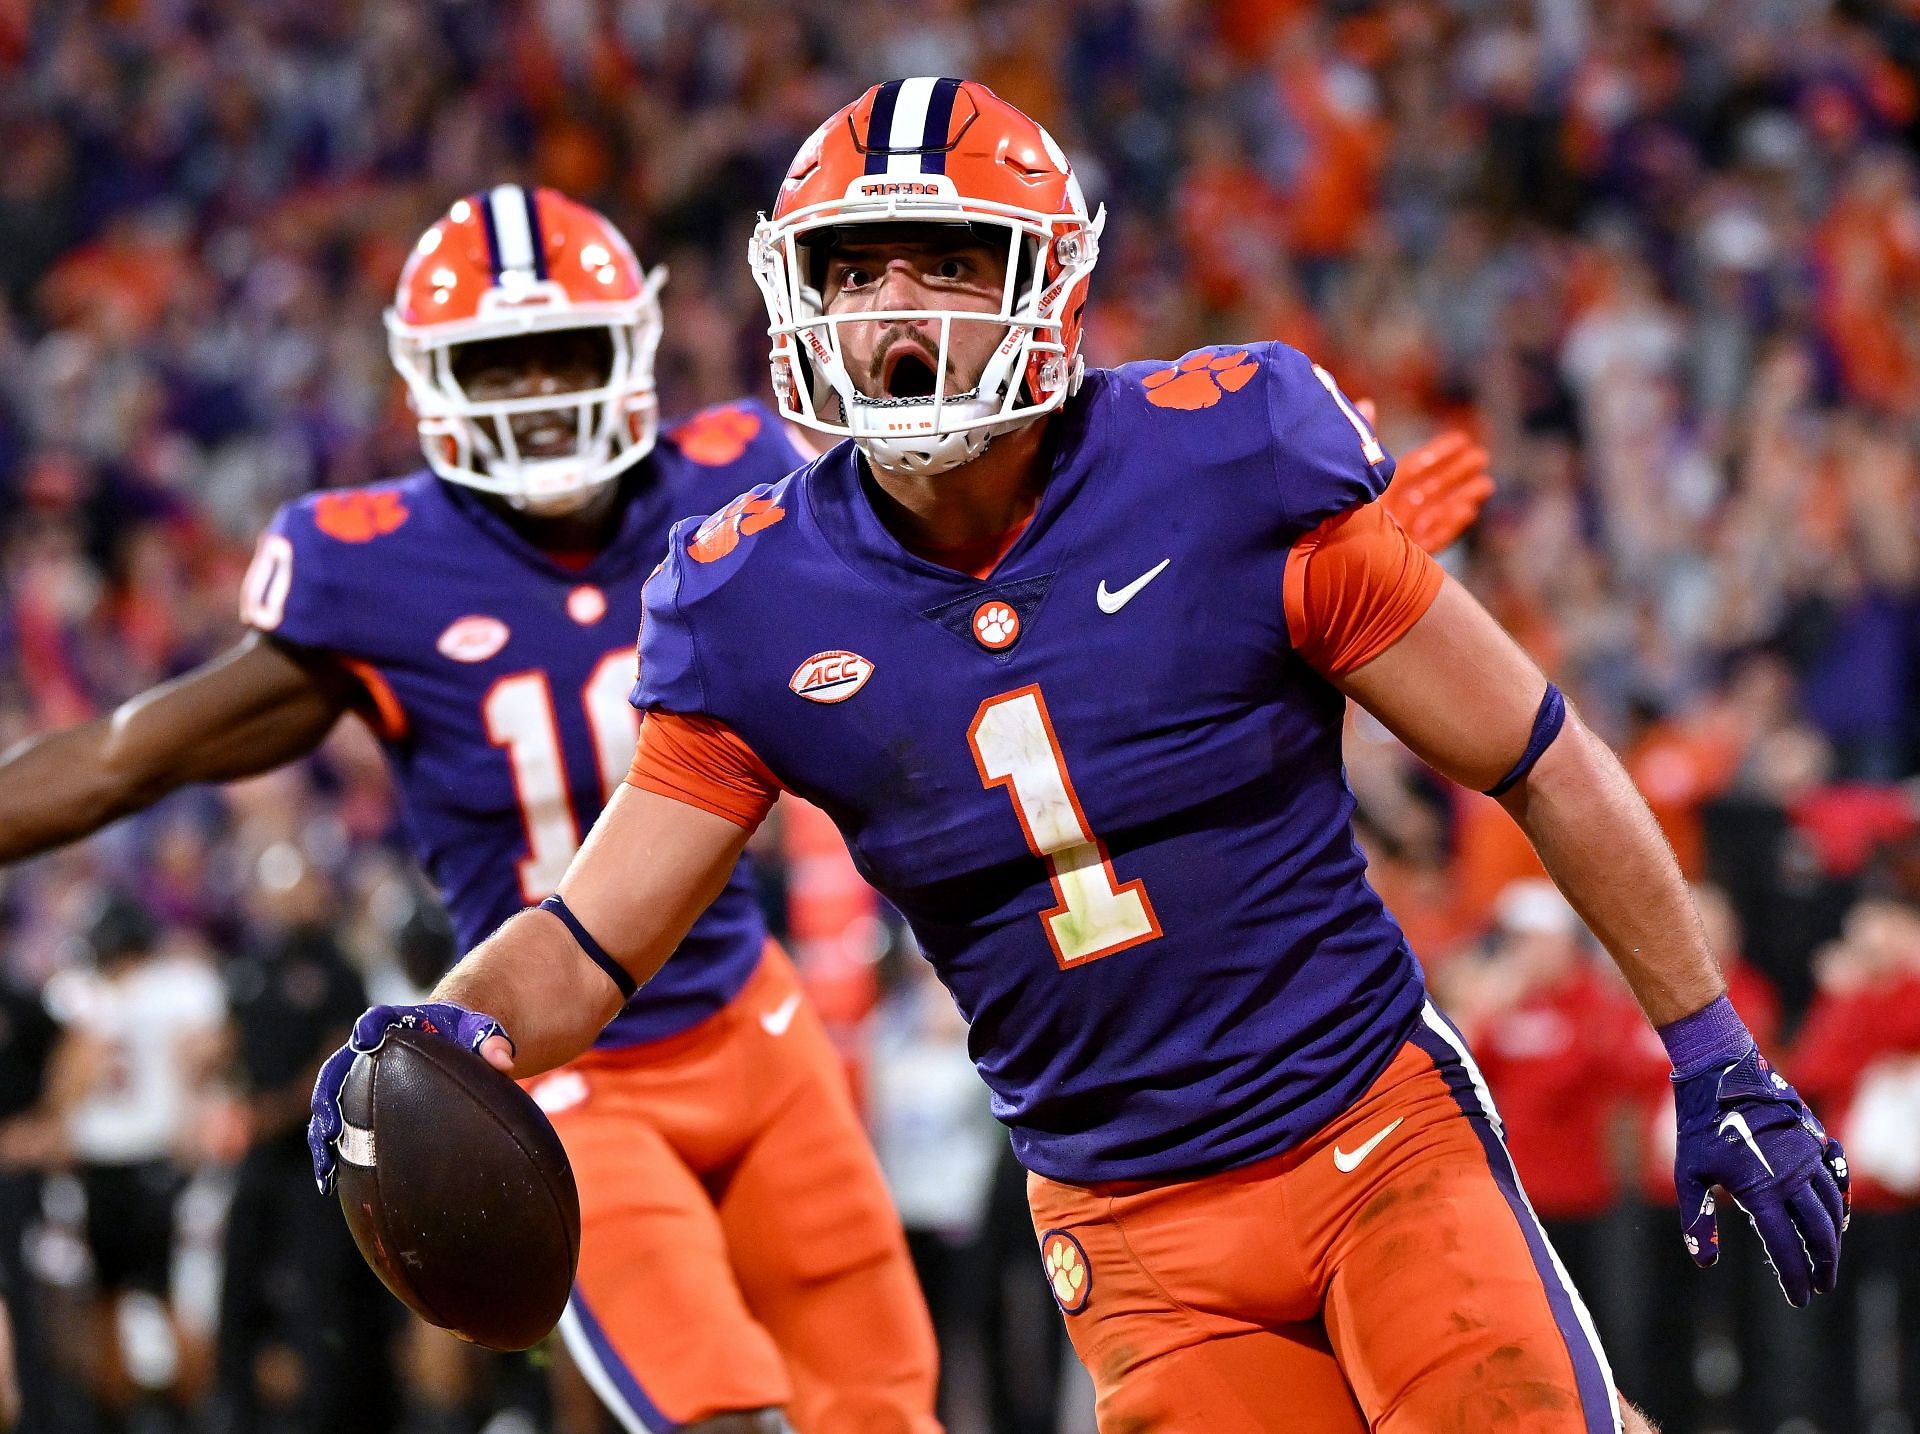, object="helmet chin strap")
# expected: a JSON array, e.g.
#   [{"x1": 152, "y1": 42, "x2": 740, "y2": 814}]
[
  {"x1": 858, "y1": 421, "x2": 995, "y2": 479},
  {"x1": 855, "y1": 400, "x2": 1024, "y2": 477},
  {"x1": 497, "y1": 457, "x2": 618, "y2": 516},
  {"x1": 851, "y1": 324, "x2": 1035, "y2": 479}
]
